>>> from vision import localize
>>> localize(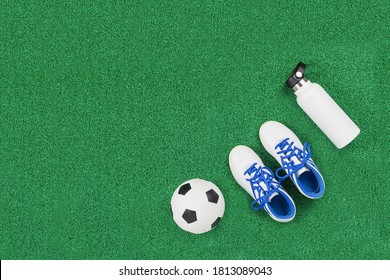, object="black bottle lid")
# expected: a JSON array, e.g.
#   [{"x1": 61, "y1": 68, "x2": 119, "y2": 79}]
[{"x1": 286, "y1": 62, "x2": 306, "y2": 88}]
